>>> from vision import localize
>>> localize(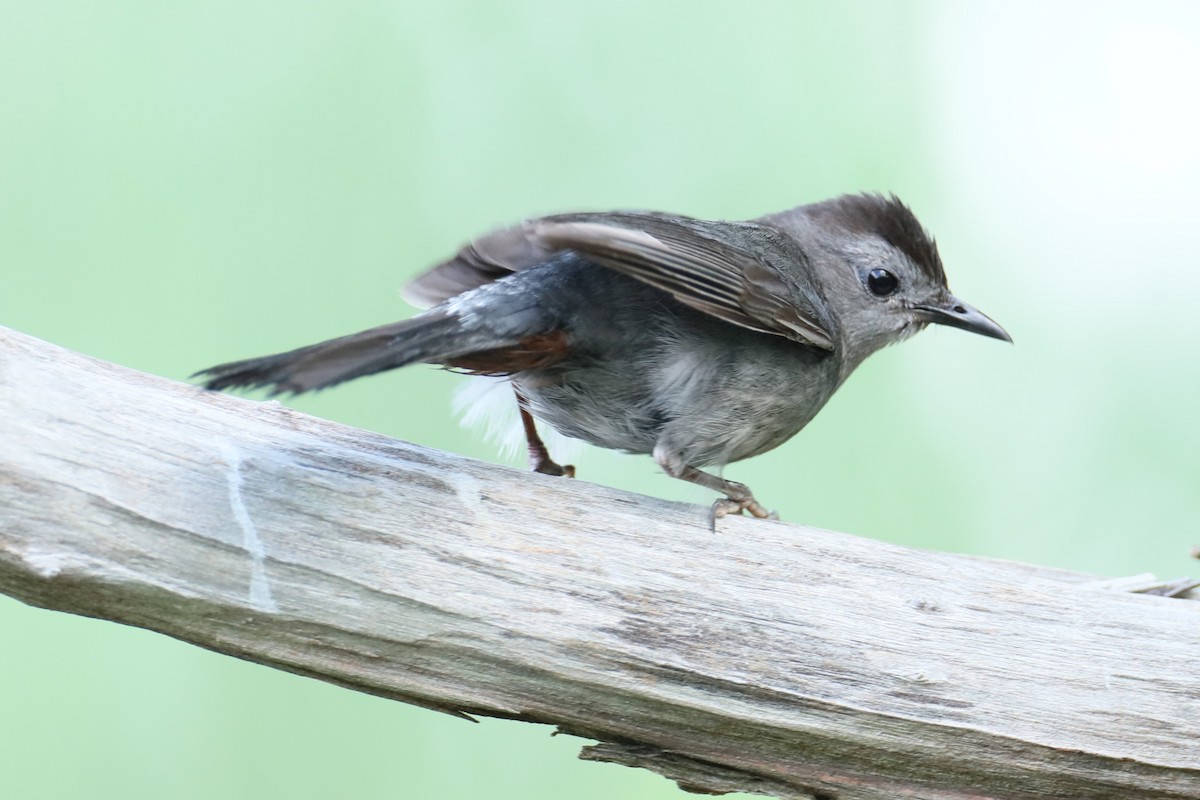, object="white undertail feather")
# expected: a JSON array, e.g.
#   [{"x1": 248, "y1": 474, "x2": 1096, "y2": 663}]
[{"x1": 452, "y1": 376, "x2": 583, "y2": 463}]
